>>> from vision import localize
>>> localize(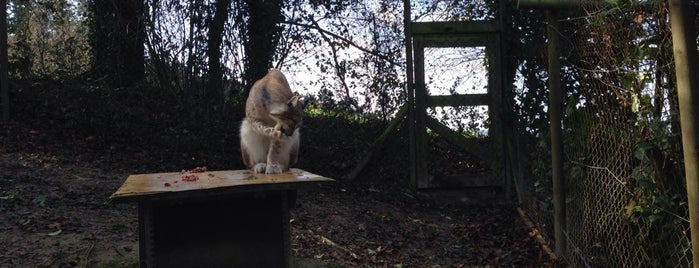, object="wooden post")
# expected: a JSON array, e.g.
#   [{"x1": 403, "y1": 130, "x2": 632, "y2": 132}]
[
  {"x1": 1, "y1": 0, "x2": 8, "y2": 122},
  {"x1": 546, "y1": 10, "x2": 566, "y2": 256},
  {"x1": 668, "y1": 0, "x2": 699, "y2": 265},
  {"x1": 412, "y1": 39, "x2": 429, "y2": 189},
  {"x1": 403, "y1": 0, "x2": 417, "y2": 190},
  {"x1": 498, "y1": 0, "x2": 513, "y2": 202}
]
